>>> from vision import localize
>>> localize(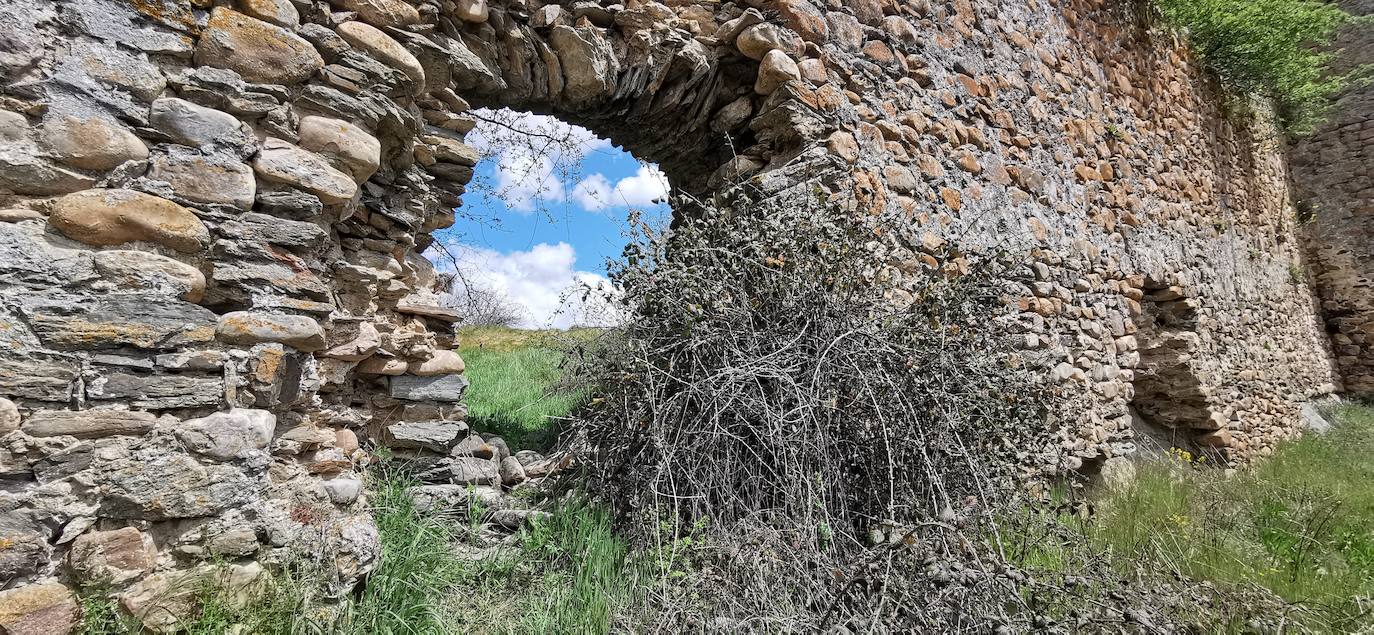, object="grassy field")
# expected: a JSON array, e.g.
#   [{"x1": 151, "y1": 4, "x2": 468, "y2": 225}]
[
  {"x1": 458, "y1": 327, "x2": 597, "y2": 450},
  {"x1": 1010, "y1": 403, "x2": 1374, "y2": 631}
]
